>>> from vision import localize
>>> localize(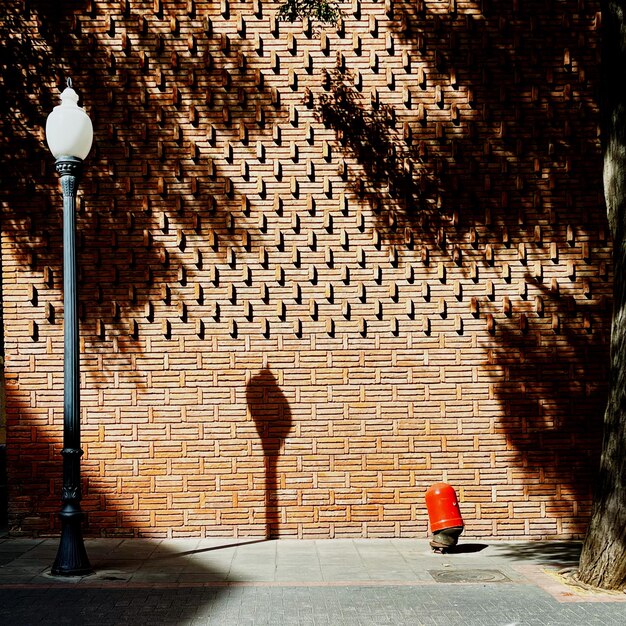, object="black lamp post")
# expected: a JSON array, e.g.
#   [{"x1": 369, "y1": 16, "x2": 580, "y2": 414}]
[{"x1": 45, "y1": 79, "x2": 93, "y2": 576}]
